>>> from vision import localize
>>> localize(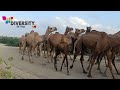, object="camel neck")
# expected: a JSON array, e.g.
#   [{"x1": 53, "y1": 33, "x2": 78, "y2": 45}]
[
  {"x1": 64, "y1": 31, "x2": 69, "y2": 35},
  {"x1": 74, "y1": 32, "x2": 80, "y2": 39},
  {"x1": 45, "y1": 30, "x2": 50, "y2": 36}
]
